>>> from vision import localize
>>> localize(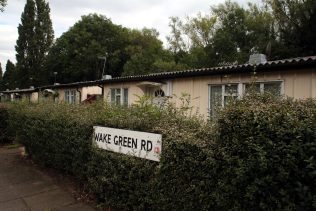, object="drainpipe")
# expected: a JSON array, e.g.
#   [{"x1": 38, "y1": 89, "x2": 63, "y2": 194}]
[
  {"x1": 76, "y1": 87, "x2": 82, "y2": 104},
  {"x1": 97, "y1": 84, "x2": 104, "y2": 100}
]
